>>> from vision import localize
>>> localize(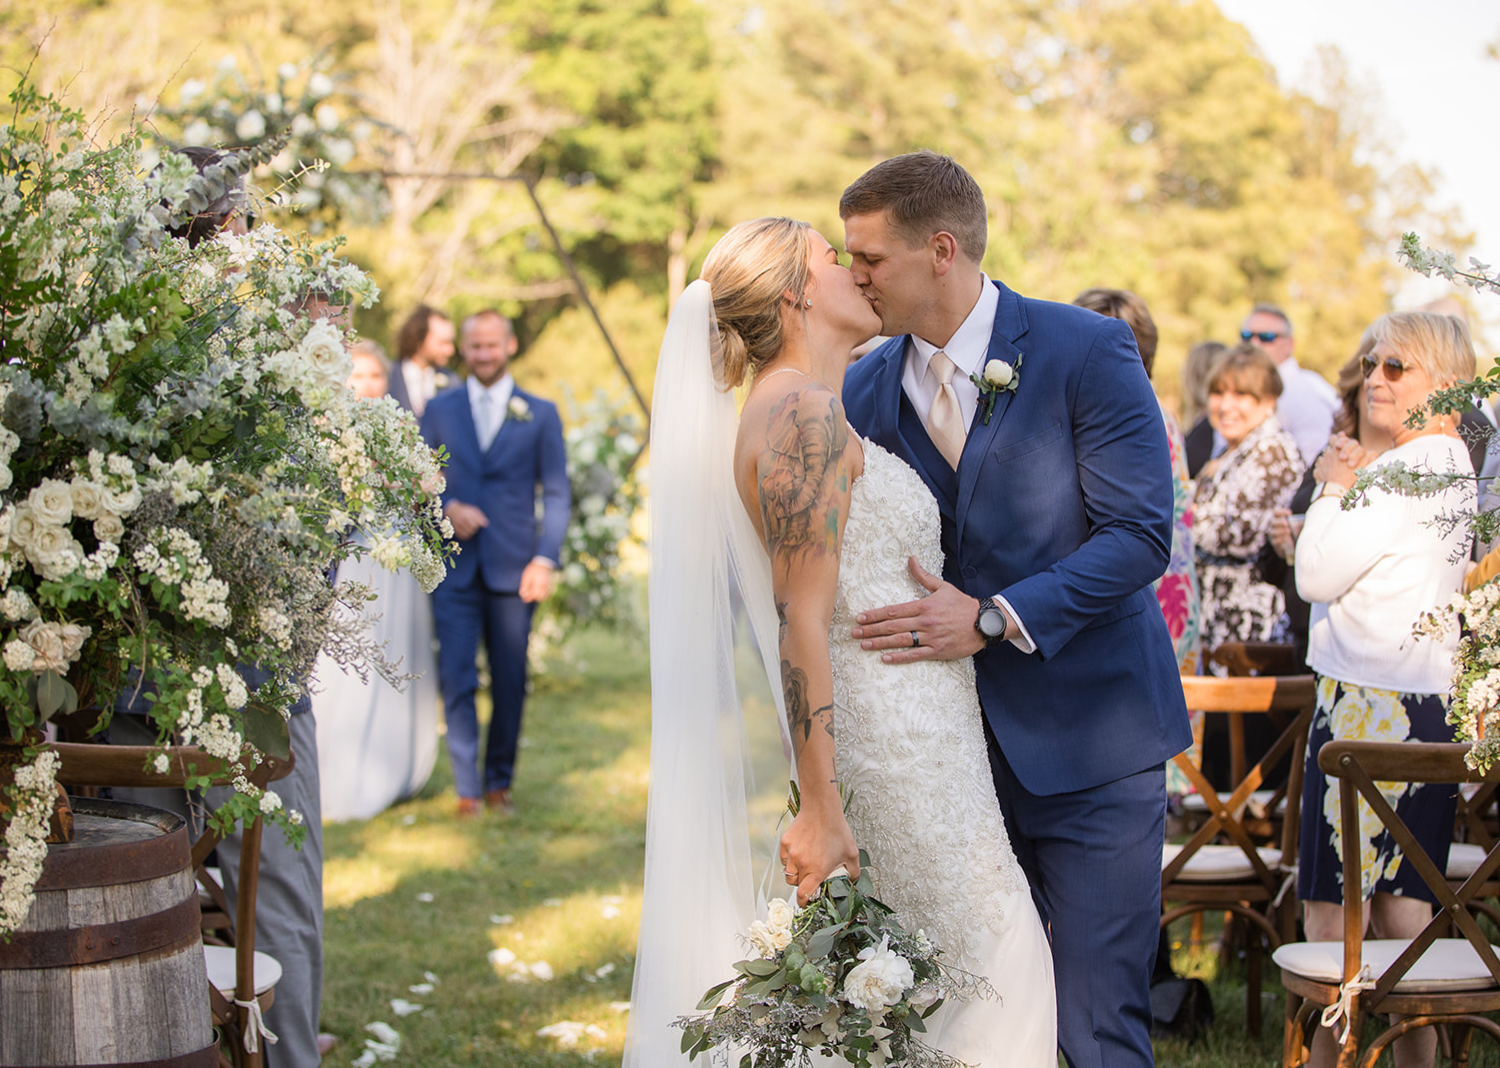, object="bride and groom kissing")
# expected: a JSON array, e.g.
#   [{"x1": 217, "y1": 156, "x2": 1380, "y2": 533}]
[{"x1": 632, "y1": 152, "x2": 1191, "y2": 1067}]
